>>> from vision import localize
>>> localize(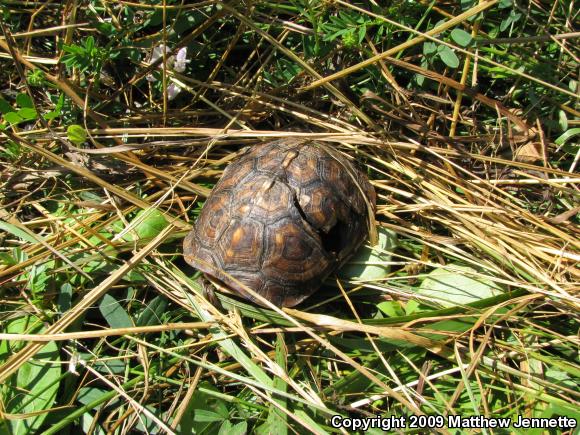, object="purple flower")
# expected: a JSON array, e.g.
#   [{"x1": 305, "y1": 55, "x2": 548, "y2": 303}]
[
  {"x1": 173, "y1": 47, "x2": 189, "y2": 73},
  {"x1": 146, "y1": 45, "x2": 190, "y2": 99}
]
